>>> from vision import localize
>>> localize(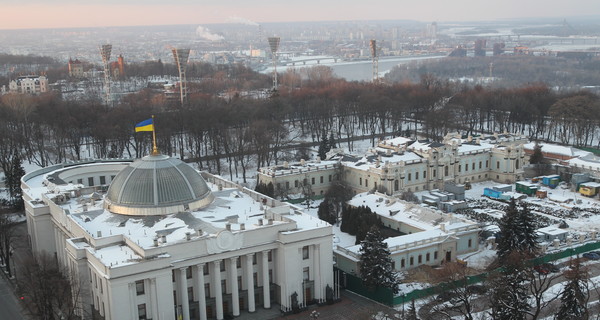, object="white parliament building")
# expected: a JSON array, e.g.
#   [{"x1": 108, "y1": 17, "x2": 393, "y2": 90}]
[{"x1": 22, "y1": 154, "x2": 334, "y2": 320}]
